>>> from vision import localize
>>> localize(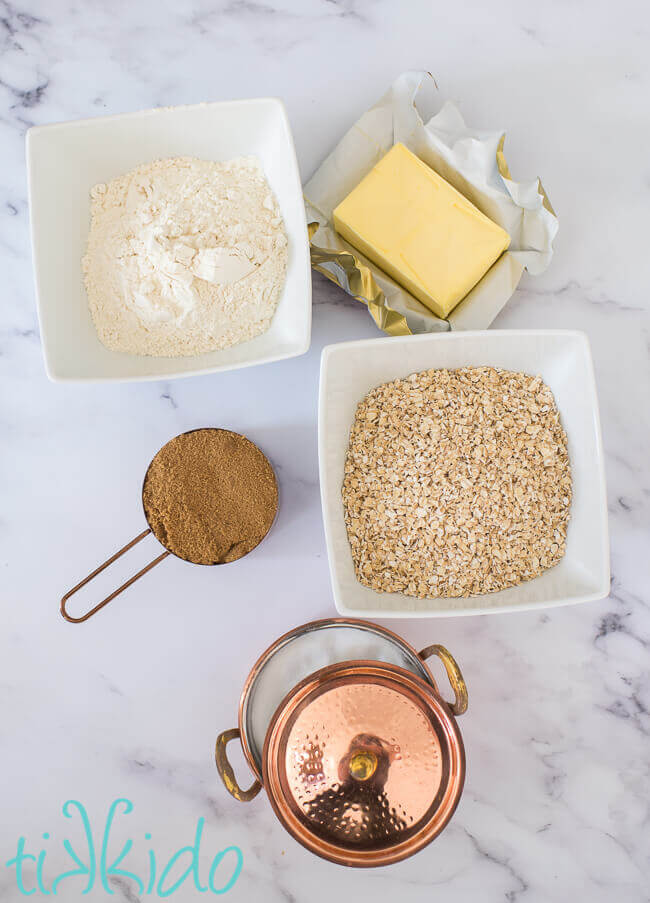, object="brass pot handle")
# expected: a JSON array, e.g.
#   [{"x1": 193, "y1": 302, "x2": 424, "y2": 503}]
[
  {"x1": 60, "y1": 529, "x2": 170, "y2": 623},
  {"x1": 215, "y1": 729, "x2": 262, "y2": 802},
  {"x1": 418, "y1": 644, "x2": 468, "y2": 716}
]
